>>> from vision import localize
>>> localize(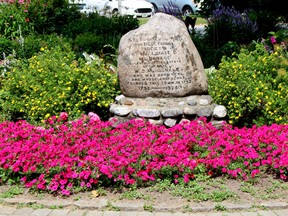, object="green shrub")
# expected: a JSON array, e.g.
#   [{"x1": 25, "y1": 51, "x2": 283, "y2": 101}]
[
  {"x1": 208, "y1": 42, "x2": 287, "y2": 127},
  {"x1": 12, "y1": 33, "x2": 71, "y2": 60},
  {"x1": 192, "y1": 32, "x2": 240, "y2": 68},
  {"x1": 0, "y1": 42, "x2": 120, "y2": 123},
  {"x1": 64, "y1": 13, "x2": 138, "y2": 56},
  {"x1": 0, "y1": 38, "x2": 14, "y2": 59},
  {"x1": 26, "y1": 0, "x2": 81, "y2": 35}
]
